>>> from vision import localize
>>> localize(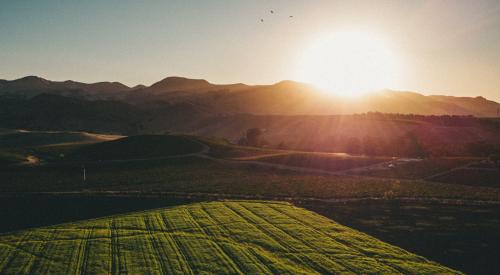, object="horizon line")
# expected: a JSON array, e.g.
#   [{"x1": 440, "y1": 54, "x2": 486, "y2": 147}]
[{"x1": 1, "y1": 74, "x2": 498, "y2": 102}]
